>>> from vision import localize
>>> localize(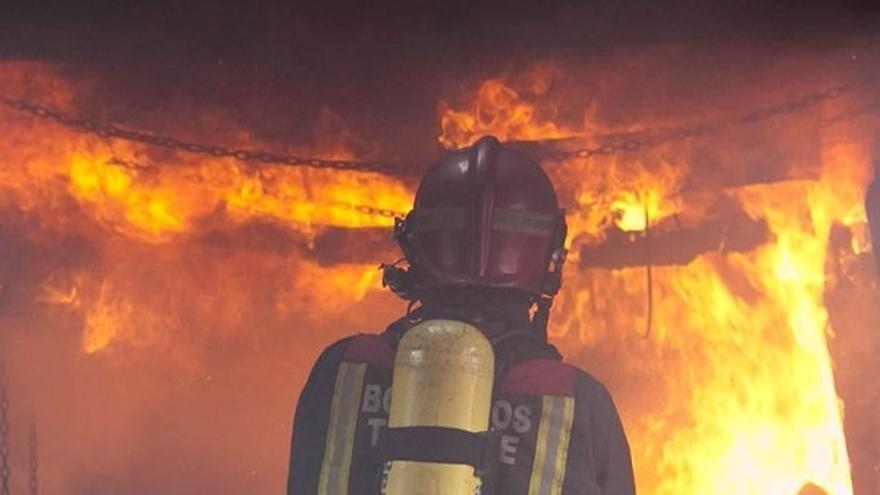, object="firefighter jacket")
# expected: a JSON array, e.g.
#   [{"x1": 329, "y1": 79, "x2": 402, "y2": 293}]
[{"x1": 287, "y1": 324, "x2": 636, "y2": 495}]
